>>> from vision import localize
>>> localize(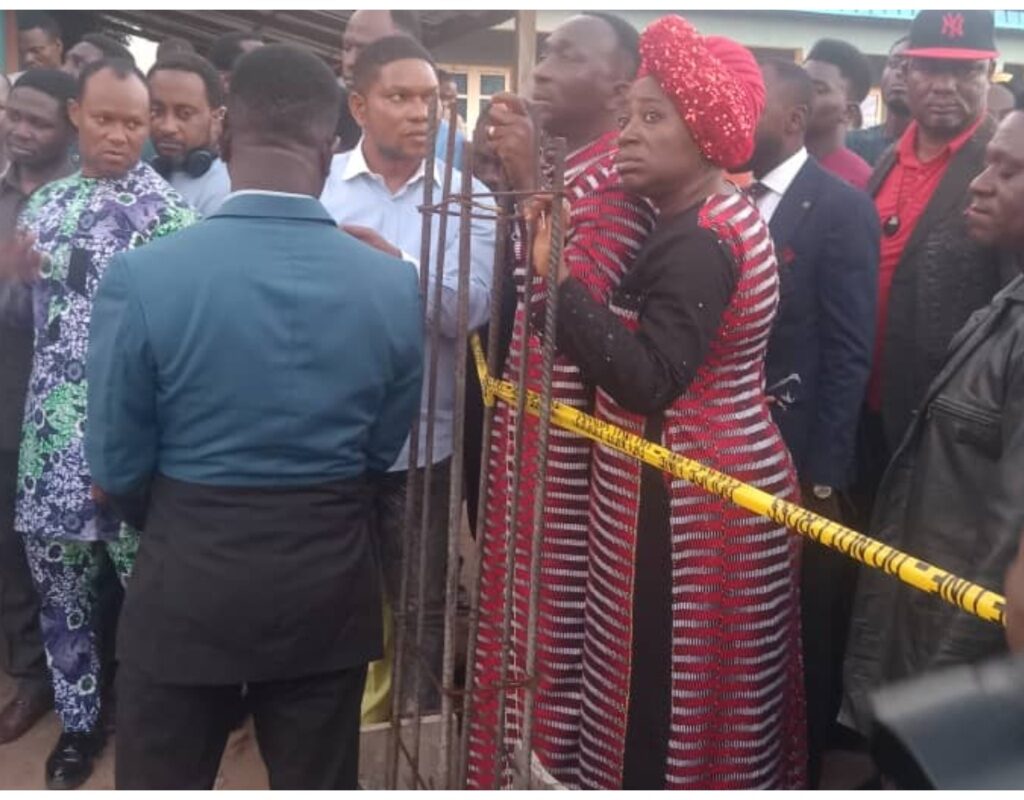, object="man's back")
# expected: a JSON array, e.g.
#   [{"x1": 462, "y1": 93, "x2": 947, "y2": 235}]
[
  {"x1": 89, "y1": 192, "x2": 422, "y2": 490},
  {"x1": 99, "y1": 42, "x2": 410, "y2": 790},
  {"x1": 87, "y1": 191, "x2": 424, "y2": 684}
]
